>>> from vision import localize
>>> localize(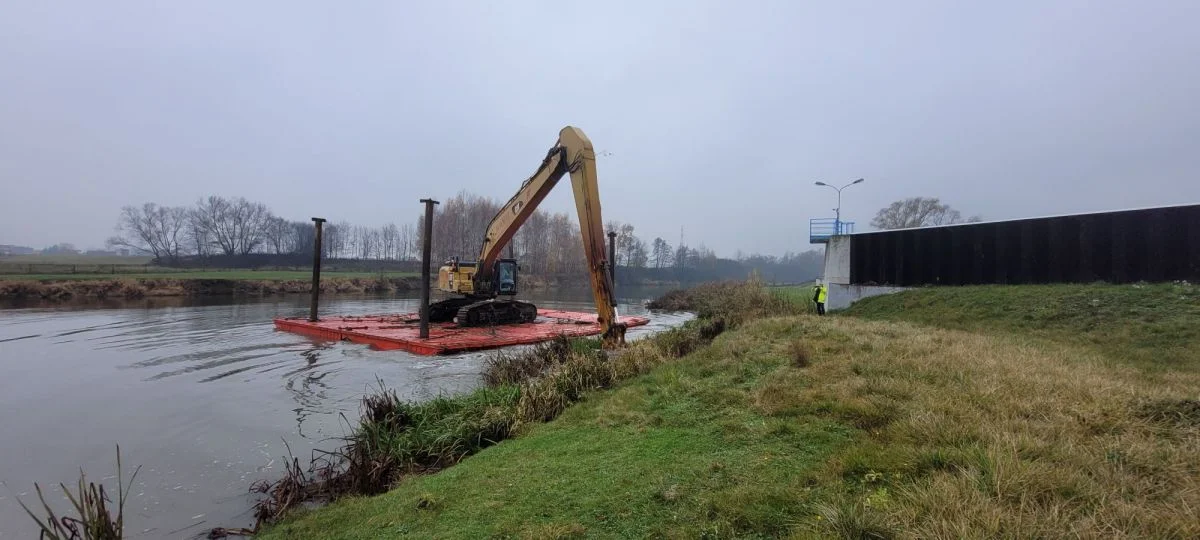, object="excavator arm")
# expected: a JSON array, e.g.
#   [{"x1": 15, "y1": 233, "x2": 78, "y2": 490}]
[{"x1": 473, "y1": 126, "x2": 626, "y2": 346}]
